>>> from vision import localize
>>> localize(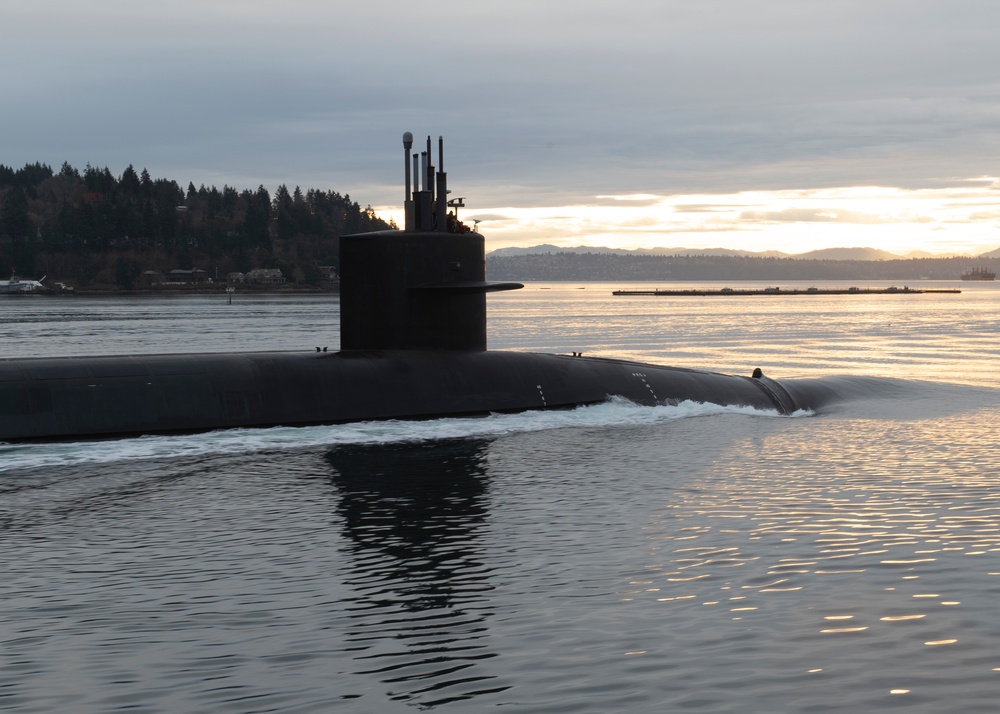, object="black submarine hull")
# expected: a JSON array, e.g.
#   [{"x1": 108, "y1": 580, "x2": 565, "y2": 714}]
[
  {"x1": 0, "y1": 350, "x2": 831, "y2": 442},
  {"x1": 0, "y1": 135, "x2": 870, "y2": 443}
]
